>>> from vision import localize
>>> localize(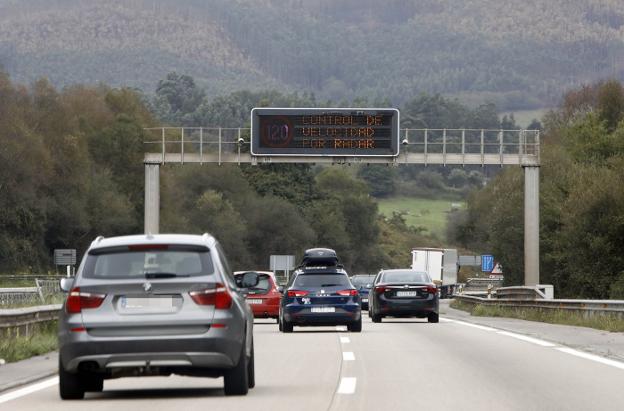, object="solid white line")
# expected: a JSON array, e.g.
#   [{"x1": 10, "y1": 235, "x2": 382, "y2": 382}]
[
  {"x1": 337, "y1": 377, "x2": 357, "y2": 394},
  {"x1": 0, "y1": 377, "x2": 59, "y2": 404},
  {"x1": 439, "y1": 317, "x2": 454, "y2": 323},
  {"x1": 497, "y1": 331, "x2": 556, "y2": 347},
  {"x1": 342, "y1": 351, "x2": 355, "y2": 361},
  {"x1": 556, "y1": 347, "x2": 624, "y2": 370},
  {"x1": 340, "y1": 337, "x2": 350, "y2": 344},
  {"x1": 449, "y1": 319, "x2": 497, "y2": 332}
]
